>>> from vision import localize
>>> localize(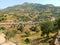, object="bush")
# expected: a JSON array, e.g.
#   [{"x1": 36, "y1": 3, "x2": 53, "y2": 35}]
[
  {"x1": 0, "y1": 27, "x2": 5, "y2": 30},
  {"x1": 30, "y1": 26, "x2": 40, "y2": 33},
  {"x1": 25, "y1": 31, "x2": 30, "y2": 37},
  {"x1": 35, "y1": 29, "x2": 40, "y2": 33},
  {"x1": 25, "y1": 38, "x2": 30, "y2": 44},
  {"x1": 18, "y1": 25, "x2": 24, "y2": 32},
  {"x1": 6, "y1": 30, "x2": 17, "y2": 39},
  {"x1": 30, "y1": 26, "x2": 37, "y2": 31}
]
